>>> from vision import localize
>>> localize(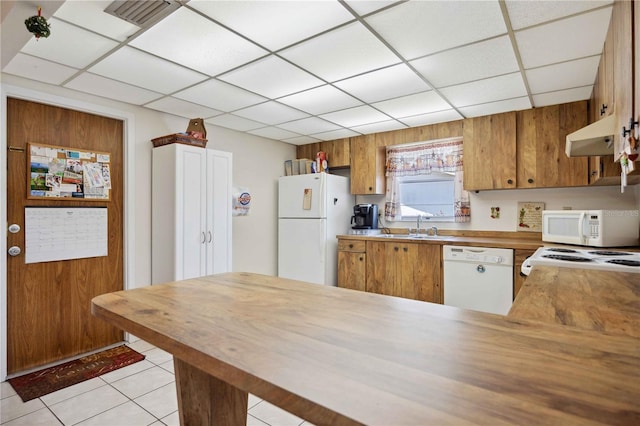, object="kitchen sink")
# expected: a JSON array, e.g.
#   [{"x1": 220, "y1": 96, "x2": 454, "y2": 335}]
[{"x1": 372, "y1": 234, "x2": 454, "y2": 240}]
